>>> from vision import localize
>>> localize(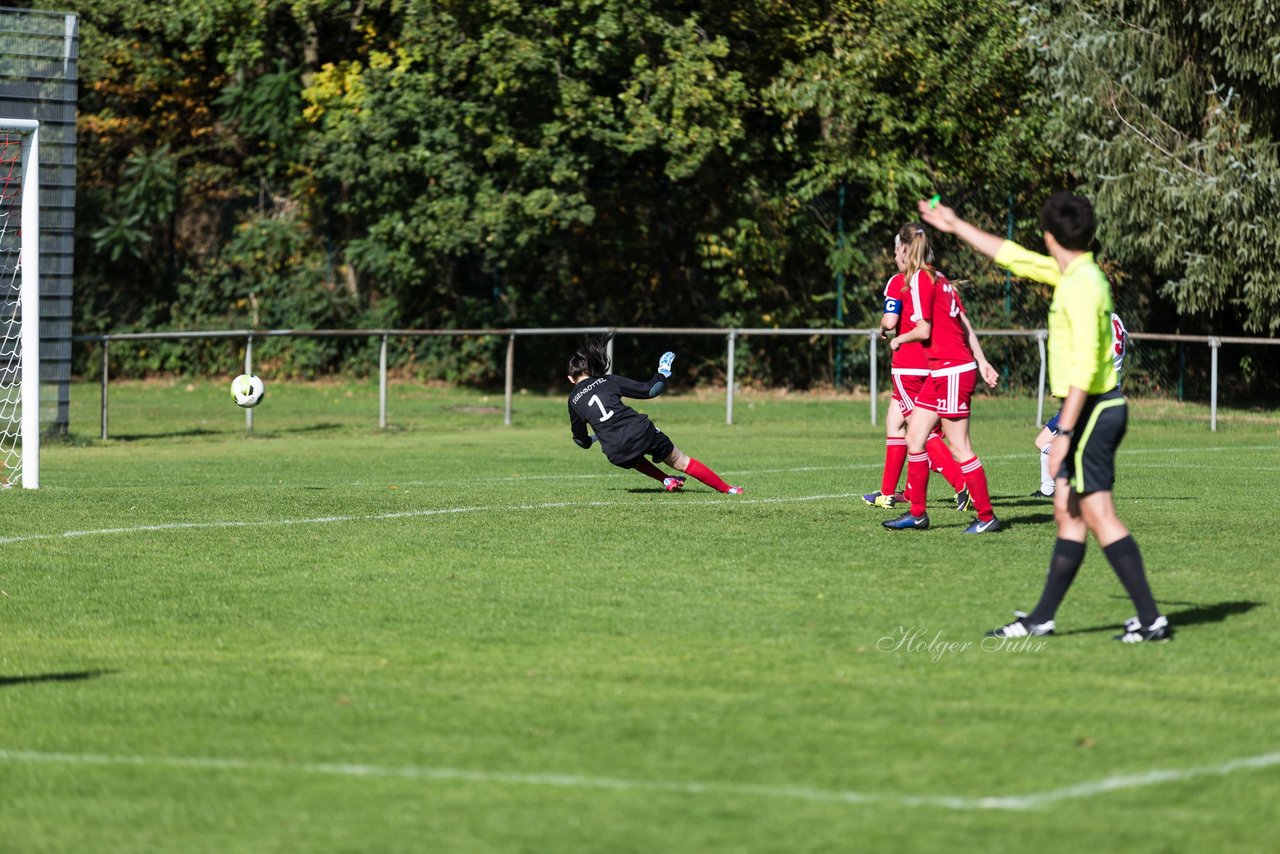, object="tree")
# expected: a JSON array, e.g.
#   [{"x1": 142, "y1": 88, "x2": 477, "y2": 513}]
[
  {"x1": 66, "y1": 0, "x2": 1061, "y2": 386},
  {"x1": 767, "y1": 0, "x2": 1051, "y2": 317},
  {"x1": 303, "y1": 2, "x2": 753, "y2": 322},
  {"x1": 1024, "y1": 0, "x2": 1280, "y2": 334}
]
